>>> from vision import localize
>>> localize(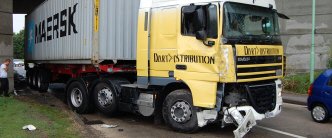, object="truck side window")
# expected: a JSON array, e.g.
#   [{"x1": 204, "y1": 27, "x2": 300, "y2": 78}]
[{"x1": 181, "y1": 4, "x2": 218, "y2": 38}]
